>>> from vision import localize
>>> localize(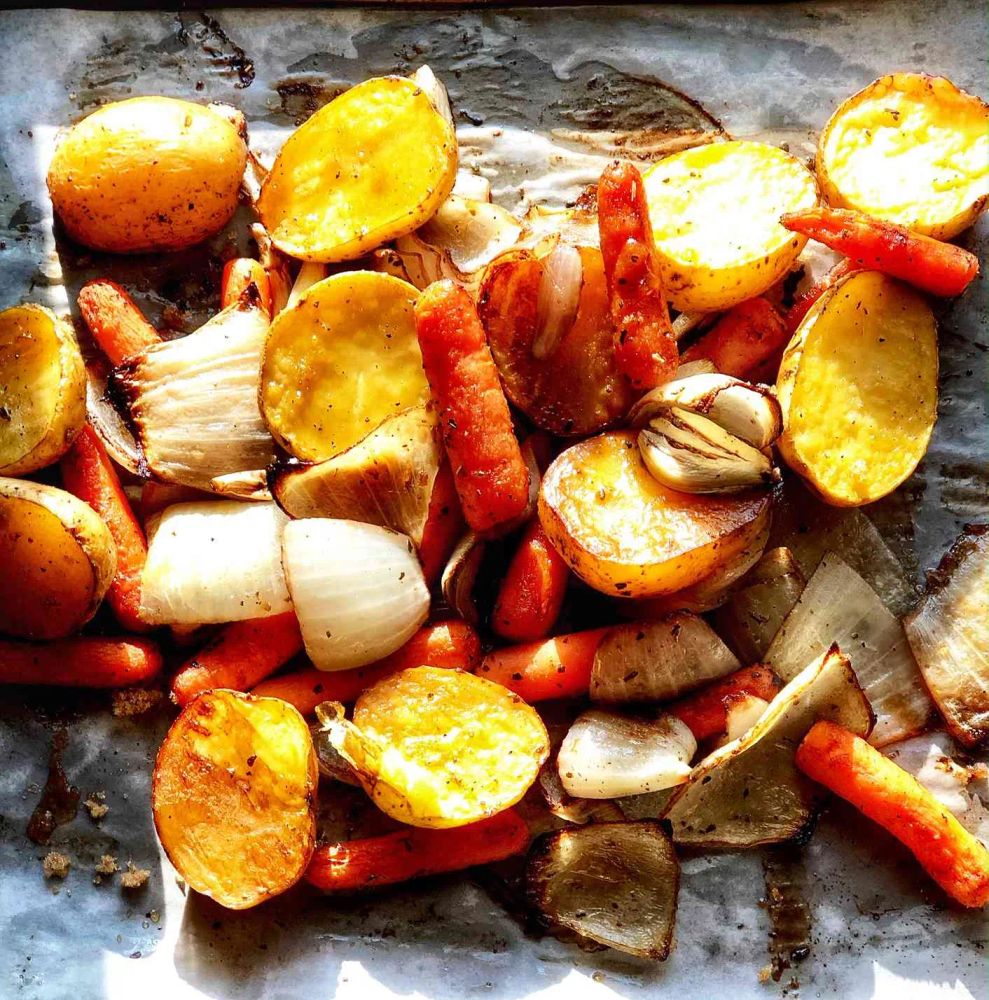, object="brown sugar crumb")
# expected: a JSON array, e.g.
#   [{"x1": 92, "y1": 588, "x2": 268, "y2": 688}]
[
  {"x1": 84, "y1": 792, "x2": 109, "y2": 820},
  {"x1": 42, "y1": 852, "x2": 71, "y2": 879},
  {"x1": 95, "y1": 854, "x2": 118, "y2": 876},
  {"x1": 120, "y1": 861, "x2": 150, "y2": 889},
  {"x1": 112, "y1": 687, "x2": 164, "y2": 718},
  {"x1": 758, "y1": 965, "x2": 773, "y2": 984}
]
